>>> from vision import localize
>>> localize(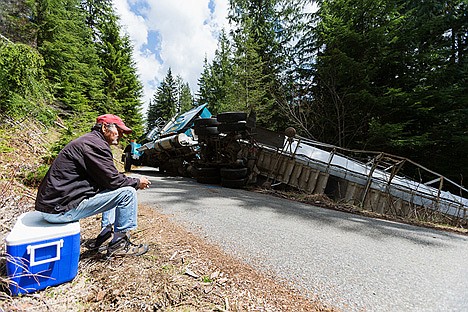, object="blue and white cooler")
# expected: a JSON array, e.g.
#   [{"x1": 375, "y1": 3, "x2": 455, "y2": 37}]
[{"x1": 5, "y1": 211, "x2": 80, "y2": 295}]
